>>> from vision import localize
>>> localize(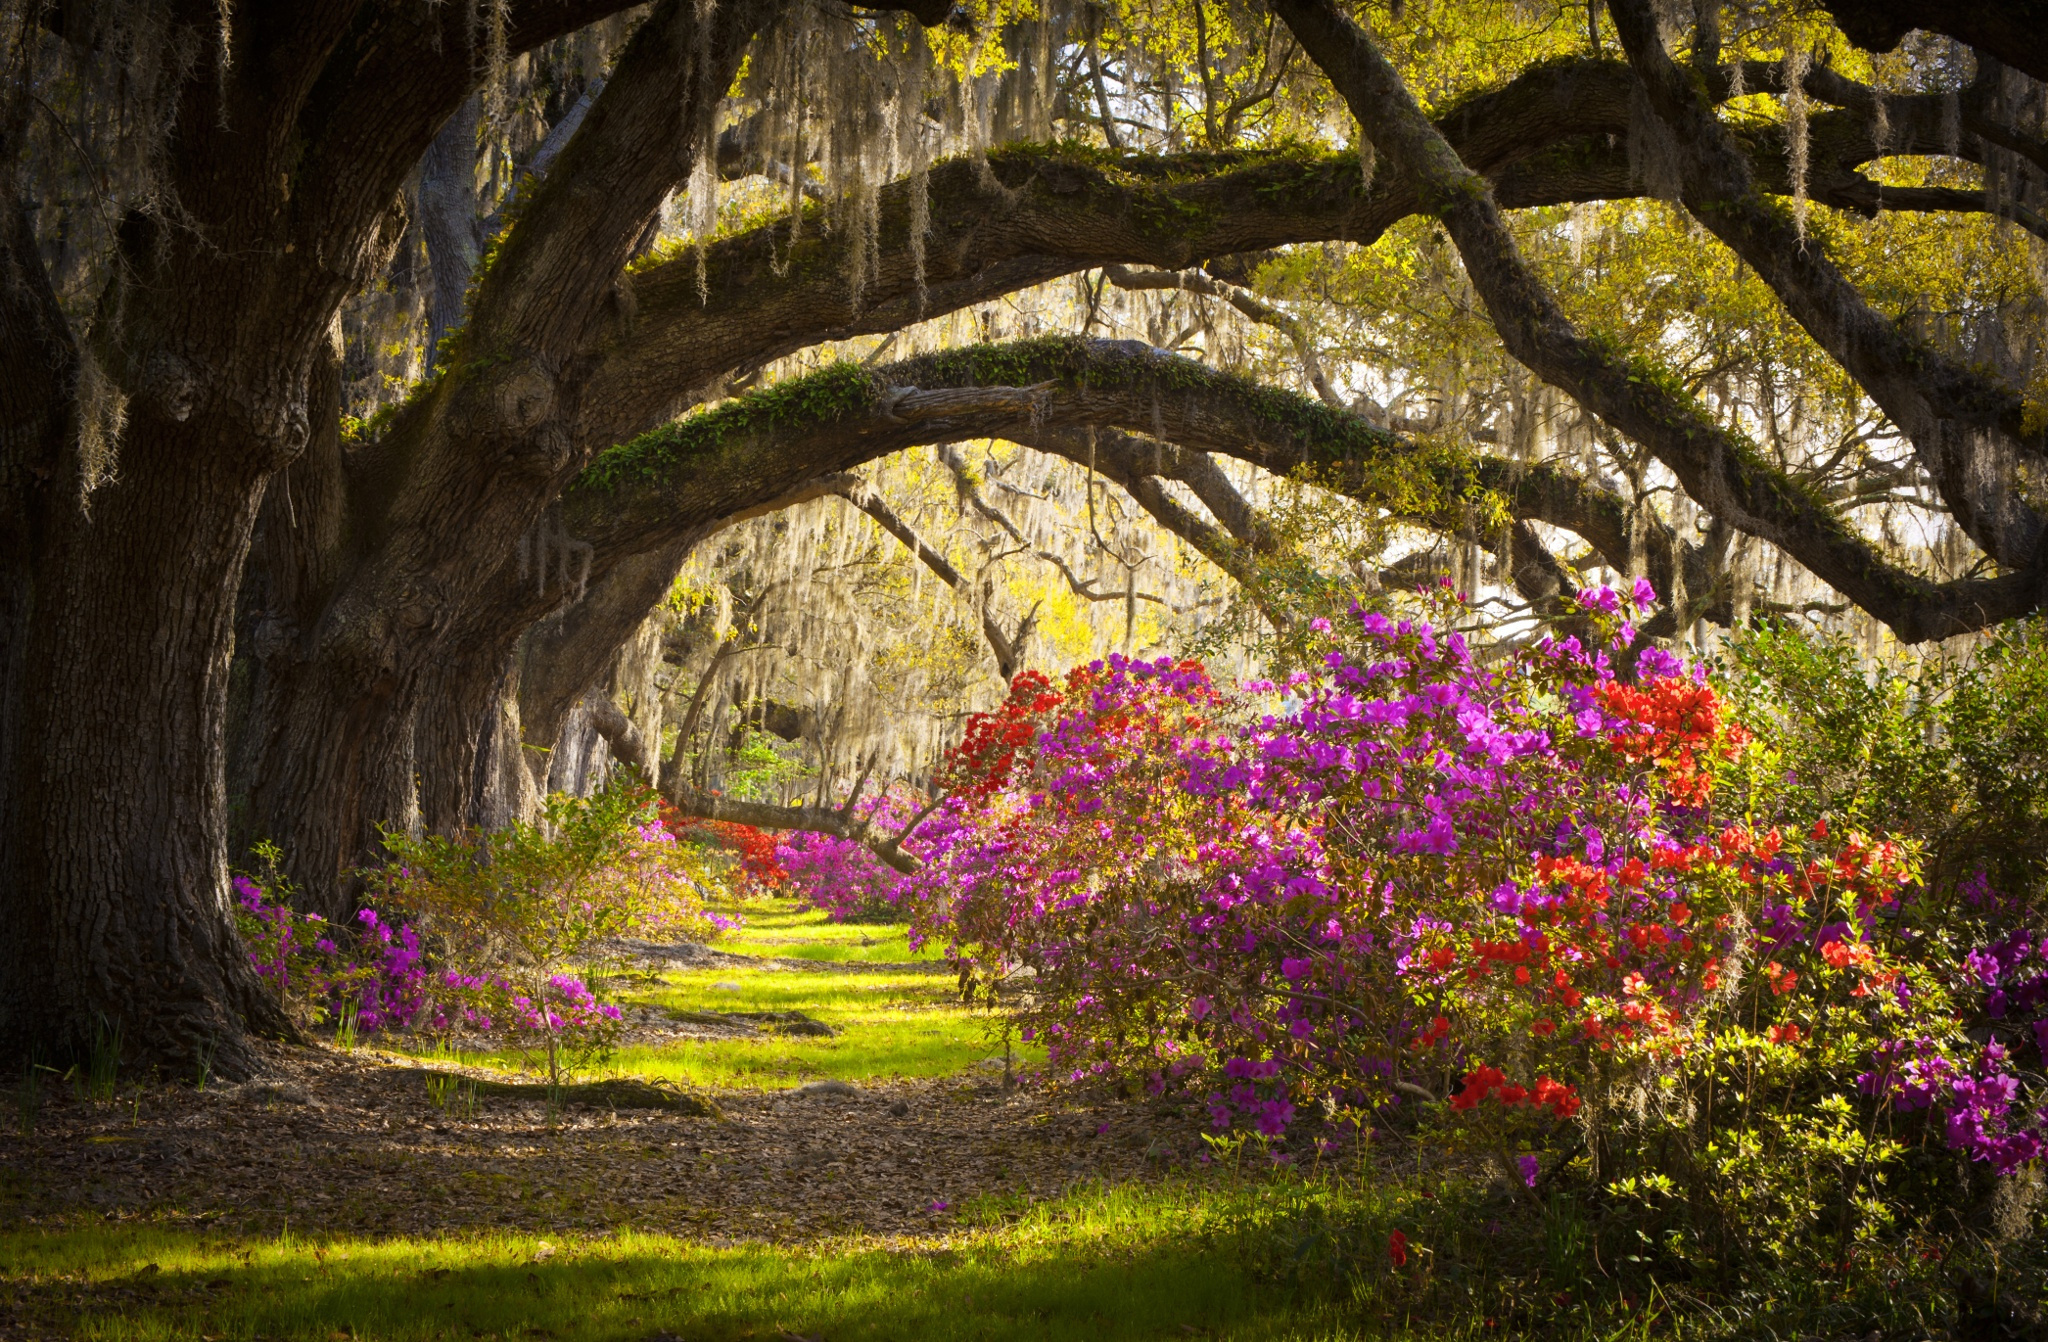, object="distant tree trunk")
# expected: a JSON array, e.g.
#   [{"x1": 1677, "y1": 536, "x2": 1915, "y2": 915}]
[{"x1": 419, "y1": 96, "x2": 481, "y2": 372}]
